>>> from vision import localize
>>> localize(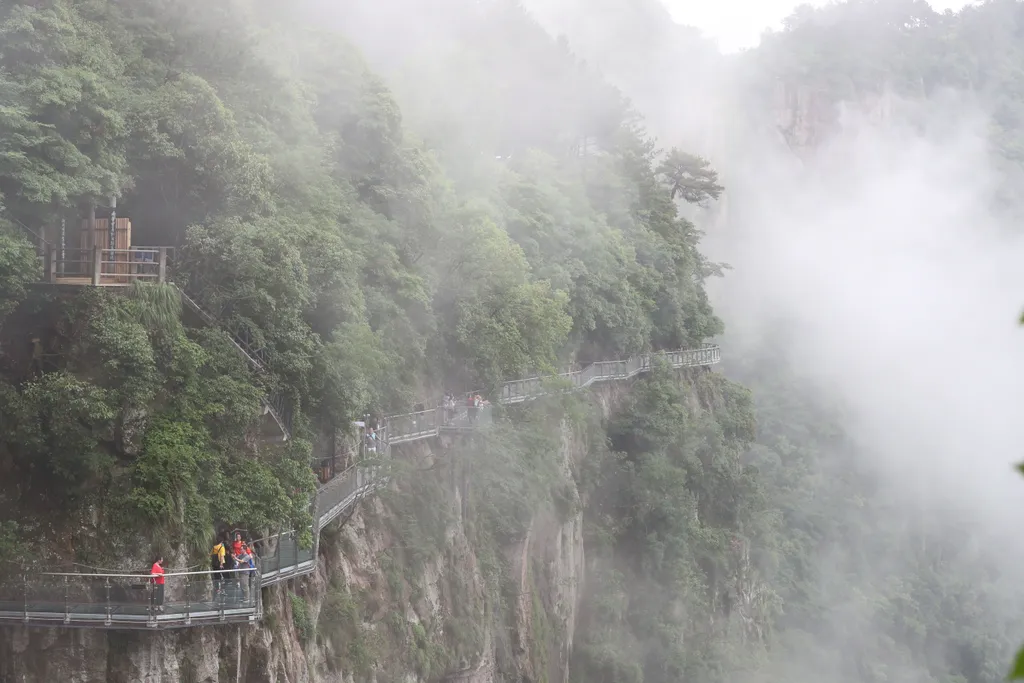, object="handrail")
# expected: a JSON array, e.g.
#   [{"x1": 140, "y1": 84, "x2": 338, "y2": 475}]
[
  {"x1": 0, "y1": 343, "x2": 720, "y2": 630},
  {"x1": 41, "y1": 567, "x2": 255, "y2": 580},
  {"x1": 382, "y1": 345, "x2": 721, "y2": 442},
  {"x1": 43, "y1": 245, "x2": 173, "y2": 286},
  {"x1": 178, "y1": 271, "x2": 272, "y2": 369},
  {"x1": 10, "y1": 217, "x2": 51, "y2": 251}
]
